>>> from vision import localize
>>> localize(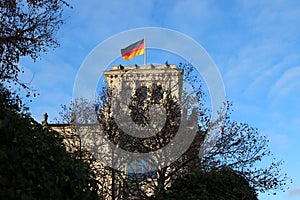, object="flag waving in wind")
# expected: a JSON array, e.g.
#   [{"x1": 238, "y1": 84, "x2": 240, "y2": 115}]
[{"x1": 121, "y1": 39, "x2": 145, "y2": 61}]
